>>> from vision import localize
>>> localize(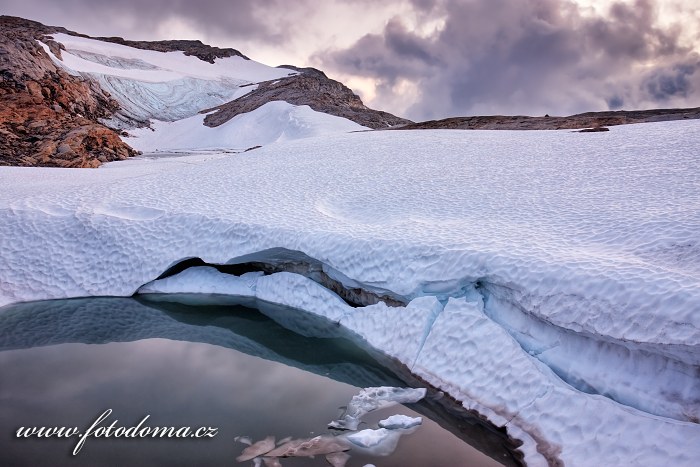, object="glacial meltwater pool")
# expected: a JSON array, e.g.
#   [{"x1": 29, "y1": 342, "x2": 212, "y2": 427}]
[{"x1": 0, "y1": 296, "x2": 519, "y2": 466}]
